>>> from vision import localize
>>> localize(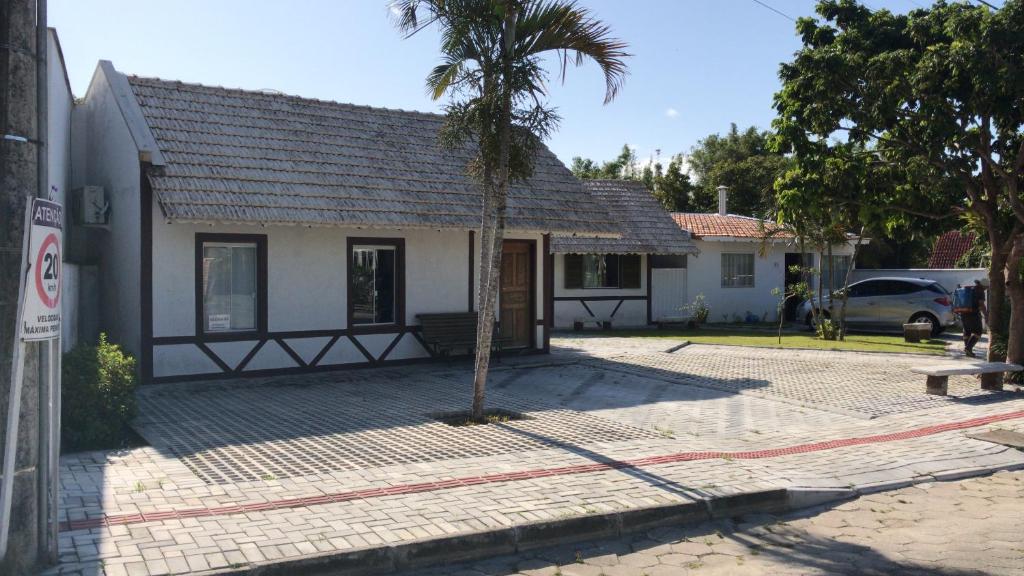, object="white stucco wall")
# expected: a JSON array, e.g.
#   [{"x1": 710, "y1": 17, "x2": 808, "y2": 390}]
[
  {"x1": 850, "y1": 268, "x2": 986, "y2": 293},
  {"x1": 687, "y1": 239, "x2": 856, "y2": 323},
  {"x1": 551, "y1": 253, "x2": 648, "y2": 329},
  {"x1": 72, "y1": 65, "x2": 142, "y2": 355},
  {"x1": 151, "y1": 220, "x2": 548, "y2": 378},
  {"x1": 48, "y1": 30, "x2": 77, "y2": 351}
]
